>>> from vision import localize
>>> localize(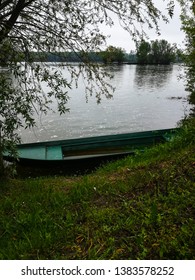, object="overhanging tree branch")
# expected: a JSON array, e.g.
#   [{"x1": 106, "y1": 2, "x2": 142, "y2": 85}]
[
  {"x1": 0, "y1": 0, "x2": 178, "y2": 176},
  {"x1": 0, "y1": 0, "x2": 35, "y2": 42},
  {"x1": 0, "y1": 0, "x2": 13, "y2": 10}
]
